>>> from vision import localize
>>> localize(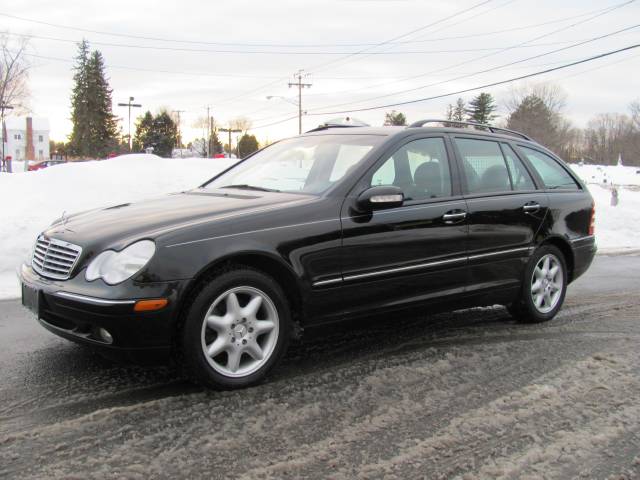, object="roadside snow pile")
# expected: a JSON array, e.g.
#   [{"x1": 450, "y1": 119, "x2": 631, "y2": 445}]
[
  {"x1": 569, "y1": 163, "x2": 640, "y2": 186},
  {"x1": 0, "y1": 158, "x2": 638, "y2": 299},
  {"x1": 0, "y1": 154, "x2": 236, "y2": 299},
  {"x1": 587, "y1": 183, "x2": 640, "y2": 254}
]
